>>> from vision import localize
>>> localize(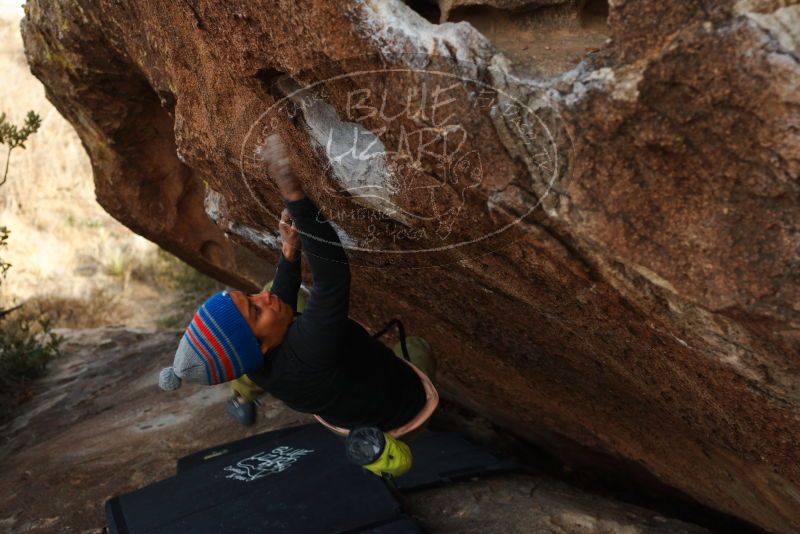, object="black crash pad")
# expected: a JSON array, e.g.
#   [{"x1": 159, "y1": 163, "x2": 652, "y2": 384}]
[
  {"x1": 393, "y1": 431, "x2": 517, "y2": 491},
  {"x1": 106, "y1": 424, "x2": 516, "y2": 533}
]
